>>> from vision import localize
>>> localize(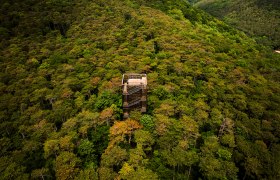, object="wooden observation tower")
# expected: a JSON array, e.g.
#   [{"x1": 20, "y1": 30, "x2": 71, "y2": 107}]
[{"x1": 122, "y1": 73, "x2": 147, "y2": 119}]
